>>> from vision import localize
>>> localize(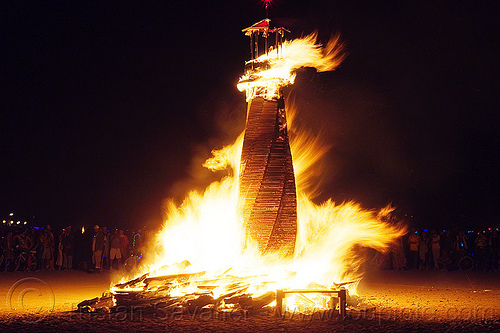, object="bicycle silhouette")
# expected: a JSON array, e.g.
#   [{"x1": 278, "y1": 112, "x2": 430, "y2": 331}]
[{"x1": 13, "y1": 248, "x2": 38, "y2": 271}]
